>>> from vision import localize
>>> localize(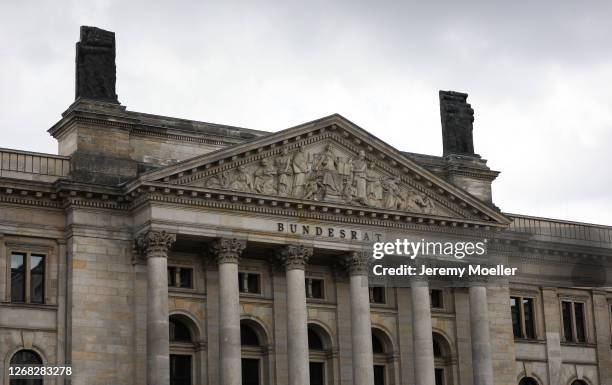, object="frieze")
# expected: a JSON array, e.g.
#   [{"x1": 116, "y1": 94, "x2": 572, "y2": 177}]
[{"x1": 189, "y1": 139, "x2": 442, "y2": 216}]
